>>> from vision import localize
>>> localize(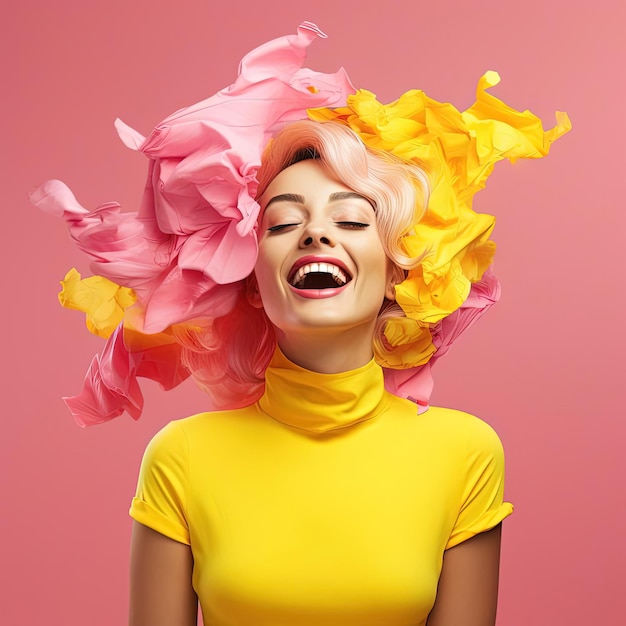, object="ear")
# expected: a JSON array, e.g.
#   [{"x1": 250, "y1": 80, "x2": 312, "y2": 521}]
[
  {"x1": 245, "y1": 273, "x2": 264, "y2": 309},
  {"x1": 385, "y1": 264, "x2": 405, "y2": 301},
  {"x1": 385, "y1": 281, "x2": 396, "y2": 301}
]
